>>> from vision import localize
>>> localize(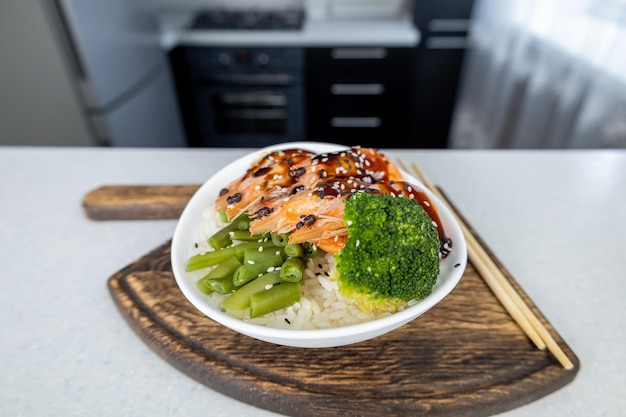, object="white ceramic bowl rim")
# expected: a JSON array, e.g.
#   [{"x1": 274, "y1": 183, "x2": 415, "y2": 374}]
[{"x1": 171, "y1": 141, "x2": 467, "y2": 346}]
